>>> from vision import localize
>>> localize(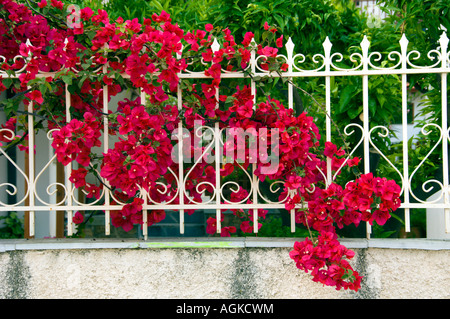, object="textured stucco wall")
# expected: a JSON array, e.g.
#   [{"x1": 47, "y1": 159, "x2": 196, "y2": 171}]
[{"x1": 0, "y1": 238, "x2": 449, "y2": 299}]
